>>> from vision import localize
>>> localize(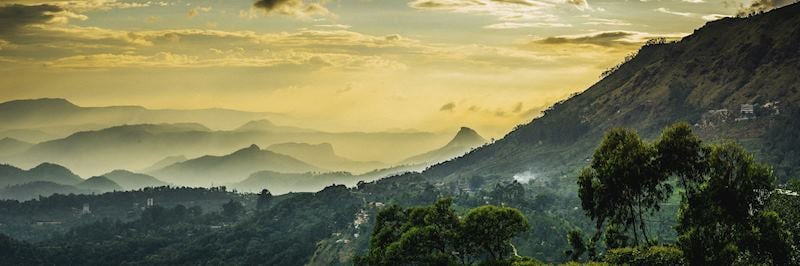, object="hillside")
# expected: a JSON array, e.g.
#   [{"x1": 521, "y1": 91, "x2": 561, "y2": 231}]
[
  {"x1": 76, "y1": 176, "x2": 123, "y2": 193},
  {"x1": 400, "y1": 127, "x2": 487, "y2": 166},
  {"x1": 0, "y1": 181, "x2": 93, "y2": 201},
  {"x1": 267, "y1": 142, "x2": 385, "y2": 173},
  {"x1": 0, "y1": 163, "x2": 83, "y2": 188},
  {"x1": 102, "y1": 170, "x2": 168, "y2": 190},
  {"x1": 235, "y1": 119, "x2": 317, "y2": 133},
  {"x1": 233, "y1": 163, "x2": 425, "y2": 194},
  {"x1": 152, "y1": 145, "x2": 324, "y2": 186},
  {"x1": 0, "y1": 137, "x2": 32, "y2": 157},
  {"x1": 413, "y1": 4, "x2": 800, "y2": 185}
]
